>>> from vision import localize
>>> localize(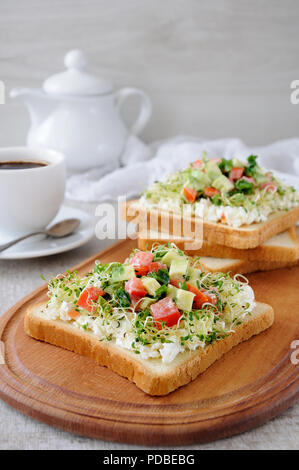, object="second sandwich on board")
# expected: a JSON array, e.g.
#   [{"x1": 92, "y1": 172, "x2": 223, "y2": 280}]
[{"x1": 123, "y1": 155, "x2": 299, "y2": 249}]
